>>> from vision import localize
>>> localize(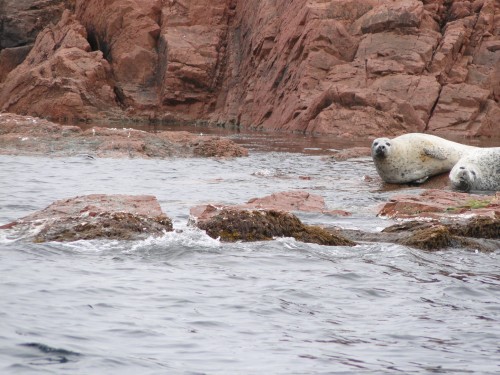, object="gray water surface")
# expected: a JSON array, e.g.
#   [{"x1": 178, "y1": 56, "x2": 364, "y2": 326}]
[{"x1": 0, "y1": 151, "x2": 499, "y2": 374}]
